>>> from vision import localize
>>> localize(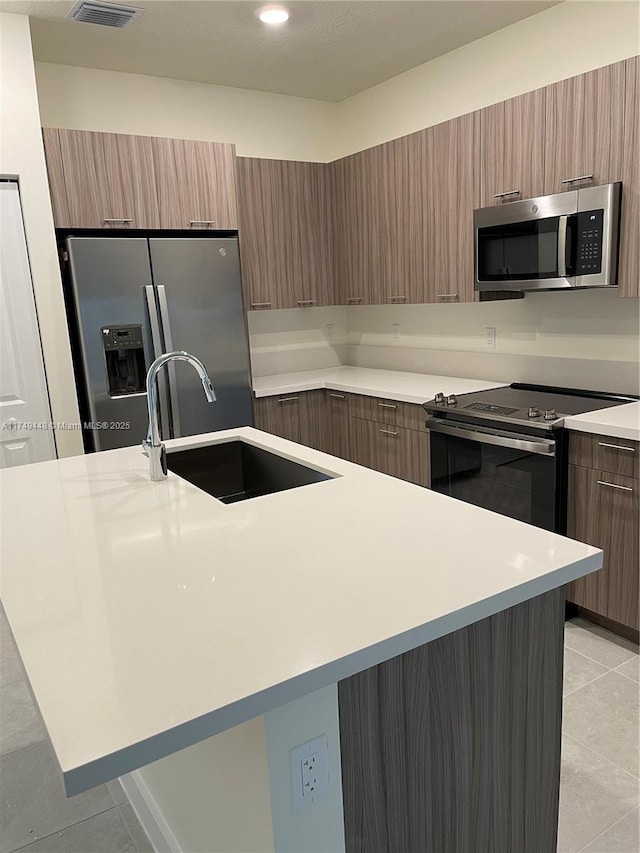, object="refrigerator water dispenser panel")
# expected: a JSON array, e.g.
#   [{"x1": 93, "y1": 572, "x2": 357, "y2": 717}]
[{"x1": 101, "y1": 325, "x2": 146, "y2": 396}]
